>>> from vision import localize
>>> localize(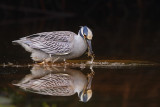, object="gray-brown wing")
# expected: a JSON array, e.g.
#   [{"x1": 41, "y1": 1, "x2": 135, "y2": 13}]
[
  {"x1": 15, "y1": 74, "x2": 75, "y2": 96},
  {"x1": 20, "y1": 31, "x2": 76, "y2": 55}
]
